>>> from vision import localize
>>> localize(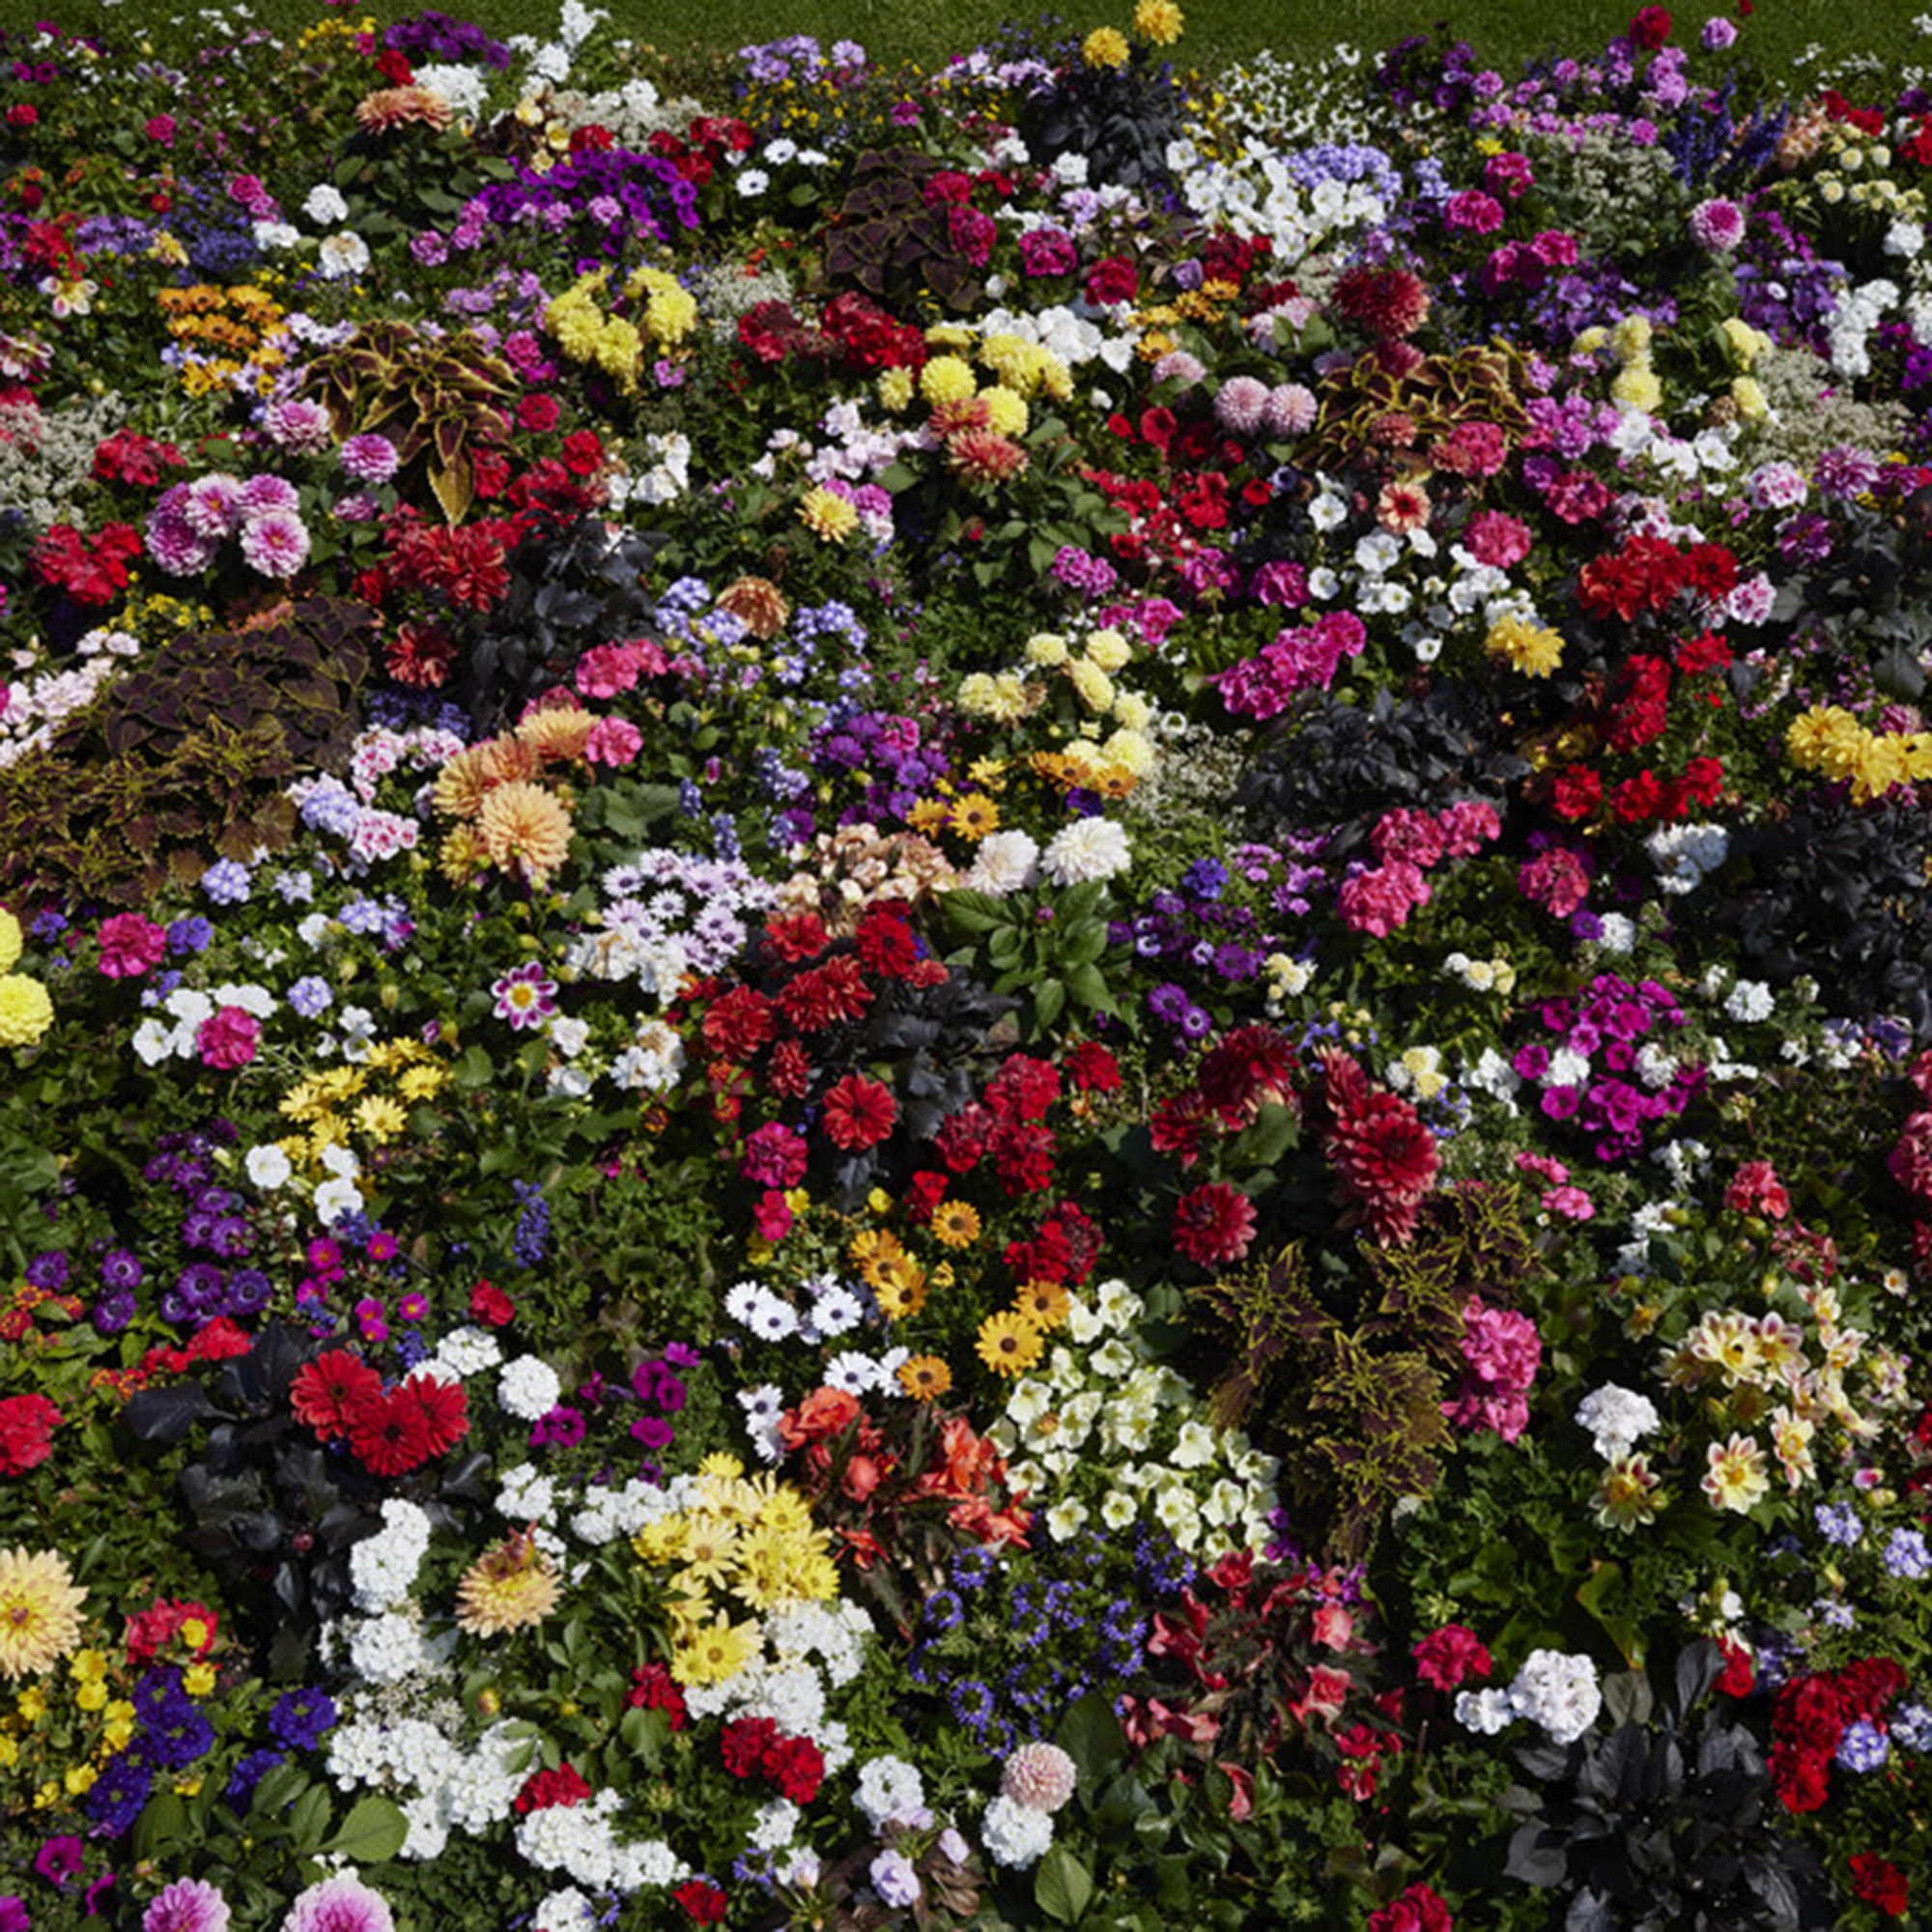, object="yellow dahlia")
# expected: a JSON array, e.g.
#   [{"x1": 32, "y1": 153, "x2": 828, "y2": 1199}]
[
  {"x1": 1083, "y1": 26, "x2": 1131, "y2": 68},
  {"x1": 454, "y1": 1530, "x2": 562, "y2": 1637},
  {"x1": 1486, "y1": 613, "x2": 1564, "y2": 678},
  {"x1": 0, "y1": 909, "x2": 19, "y2": 973},
  {"x1": 0, "y1": 1549, "x2": 86, "y2": 1679}
]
